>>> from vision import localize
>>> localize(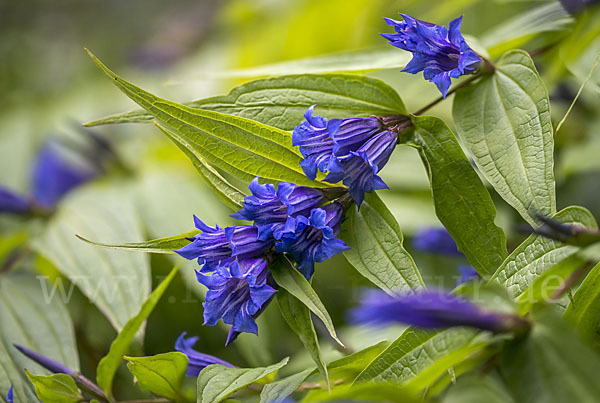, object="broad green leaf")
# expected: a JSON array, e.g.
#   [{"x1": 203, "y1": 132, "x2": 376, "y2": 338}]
[
  {"x1": 87, "y1": 50, "x2": 328, "y2": 188},
  {"x1": 181, "y1": 48, "x2": 410, "y2": 80},
  {"x1": 125, "y1": 352, "x2": 189, "y2": 401},
  {"x1": 491, "y1": 206, "x2": 597, "y2": 299},
  {"x1": 25, "y1": 371, "x2": 82, "y2": 403},
  {"x1": 301, "y1": 381, "x2": 418, "y2": 402},
  {"x1": 412, "y1": 115, "x2": 507, "y2": 276},
  {"x1": 500, "y1": 309, "x2": 600, "y2": 402},
  {"x1": 97, "y1": 265, "x2": 179, "y2": 397},
  {"x1": 86, "y1": 74, "x2": 406, "y2": 131},
  {"x1": 153, "y1": 123, "x2": 246, "y2": 210},
  {"x1": 260, "y1": 368, "x2": 313, "y2": 403},
  {"x1": 31, "y1": 183, "x2": 151, "y2": 332},
  {"x1": 453, "y1": 50, "x2": 556, "y2": 226},
  {"x1": 481, "y1": 2, "x2": 573, "y2": 58},
  {"x1": 276, "y1": 289, "x2": 328, "y2": 388},
  {"x1": 197, "y1": 357, "x2": 289, "y2": 403},
  {"x1": 341, "y1": 192, "x2": 424, "y2": 295},
  {"x1": 0, "y1": 334, "x2": 36, "y2": 403},
  {"x1": 563, "y1": 262, "x2": 600, "y2": 345},
  {"x1": 270, "y1": 256, "x2": 343, "y2": 347},
  {"x1": 0, "y1": 271, "x2": 79, "y2": 401},
  {"x1": 442, "y1": 373, "x2": 515, "y2": 403},
  {"x1": 355, "y1": 327, "x2": 488, "y2": 389},
  {"x1": 76, "y1": 231, "x2": 198, "y2": 254}
]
